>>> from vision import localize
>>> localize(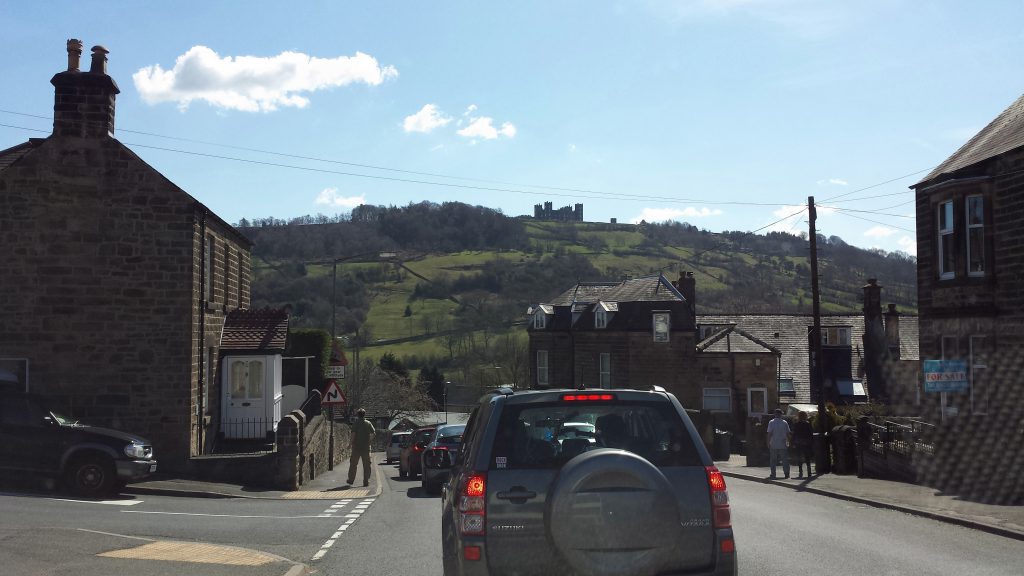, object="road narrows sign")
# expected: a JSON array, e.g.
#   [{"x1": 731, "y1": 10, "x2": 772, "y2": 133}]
[{"x1": 322, "y1": 381, "x2": 347, "y2": 406}]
